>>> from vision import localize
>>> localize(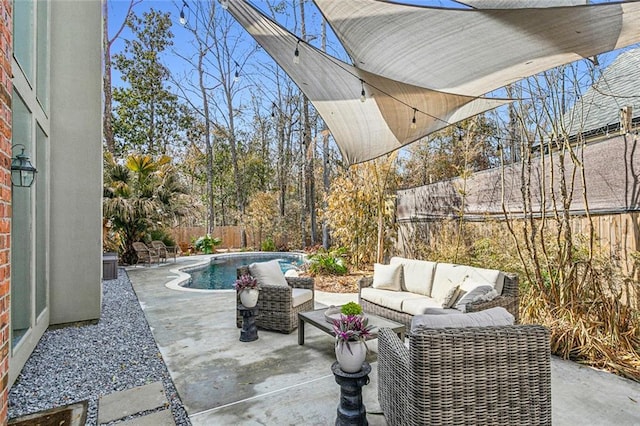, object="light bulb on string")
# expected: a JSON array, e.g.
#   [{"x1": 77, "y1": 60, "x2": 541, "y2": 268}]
[
  {"x1": 219, "y1": 0, "x2": 229, "y2": 10},
  {"x1": 360, "y1": 80, "x2": 366, "y2": 103},
  {"x1": 410, "y1": 109, "x2": 417, "y2": 130},
  {"x1": 179, "y1": 0, "x2": 188, "y2": 25},
  {"x1": 293, "y1": 40, "x2": 300, "y2": 64}
]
